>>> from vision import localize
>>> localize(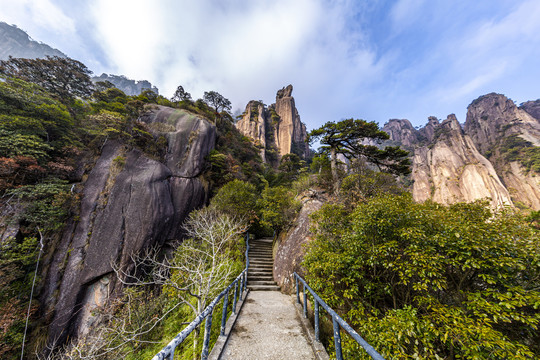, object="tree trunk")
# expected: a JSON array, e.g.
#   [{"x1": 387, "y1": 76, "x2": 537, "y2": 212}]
[
  {"x1": 193, "y1": 298, "x2": 202, "y2": 360},
  {"x1": 330, "y1": 147, "x2": 340, "y2": 194}
]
